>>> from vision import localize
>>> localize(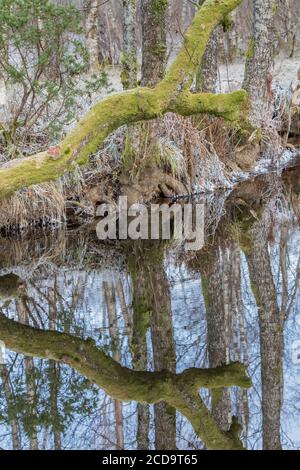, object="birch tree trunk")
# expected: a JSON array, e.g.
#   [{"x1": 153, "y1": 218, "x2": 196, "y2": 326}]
[{"x1": 0, "y1": 79, "x2": 8, "y2": 125}]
